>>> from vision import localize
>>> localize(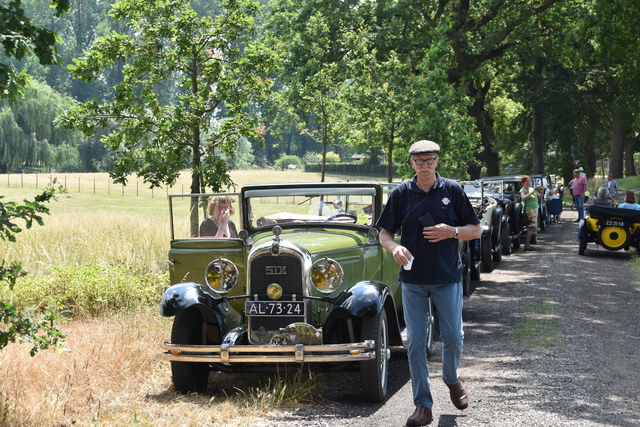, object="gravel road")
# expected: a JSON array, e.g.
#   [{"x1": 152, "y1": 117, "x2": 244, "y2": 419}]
[{"x1": 259, "y1": 208, "x2": 640, "y2": 427}]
